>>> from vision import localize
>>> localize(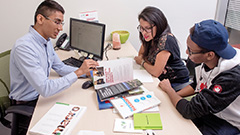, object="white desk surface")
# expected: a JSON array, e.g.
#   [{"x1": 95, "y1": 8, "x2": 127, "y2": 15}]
[{"x1": 27, "y1": 42, "x2": 201, "y2": 135}]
